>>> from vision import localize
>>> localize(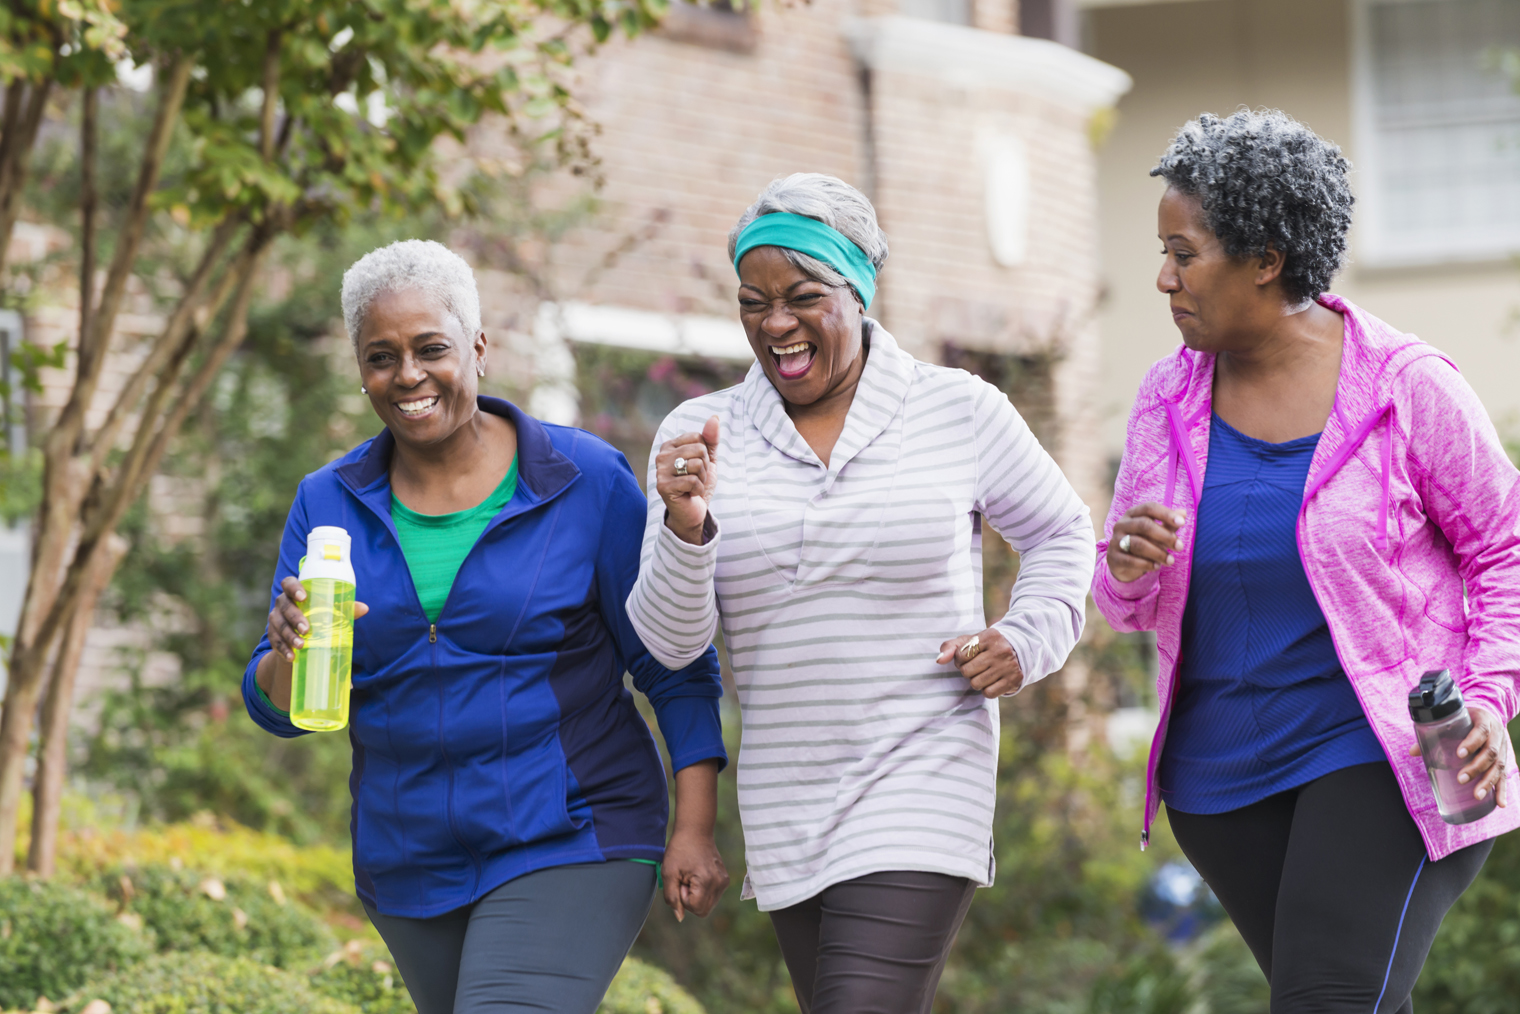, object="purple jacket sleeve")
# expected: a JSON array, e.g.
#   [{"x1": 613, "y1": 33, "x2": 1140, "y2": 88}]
[
  {"x1": 1092, "y1": 386, "x2": 1164, "y2": 633},
  {"x1": 1400, "y1": 357, "x2": 1520, "y2": 724}
]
